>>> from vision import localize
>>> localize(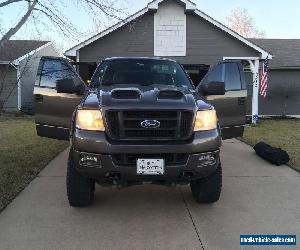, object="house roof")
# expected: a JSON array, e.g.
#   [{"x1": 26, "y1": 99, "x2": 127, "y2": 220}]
[
  {"x1": 65, "y1": 0, "x2": 271, "y2": 59},
  {"x1": 250, "y1": 39, "x2": 300, "y2": 69},
  {"x1": 0, "y1": 40, "x2": 49, "y2": 63}
]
